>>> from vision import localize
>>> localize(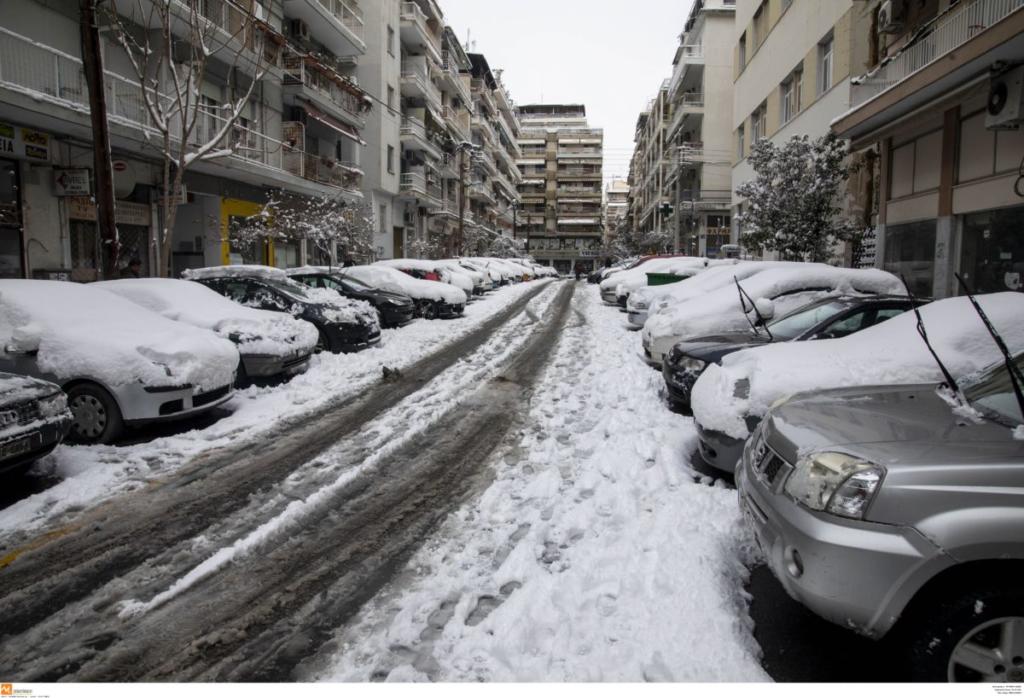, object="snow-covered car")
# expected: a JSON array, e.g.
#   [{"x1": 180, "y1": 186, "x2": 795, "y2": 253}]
[
  {"x1": 459, "y1": 258, "x2": 507, "y2": 286},
  {"x1": 438, "y1": 259, "x2": 491, "y2": 295},
  {"x1": 0, "y1": 372, "x2": 73, "y2": 476},
  {"x1": 0, "y1": 280, "x2": 239, "y2": 444},
  {"x1": 96, "y1": 278, "x2": 318, "y2": 384},
  {"x1": 627, "y1": 260, "x2": 747, "y2": 329},
  {"x1": 662, "y1": 295, "x2": 921, "y2": 409},
  {"x1": 184, "y1": 266, "x2": 380, "y2": 354},
  {"x1": 640, "y1": 263, "x2": 905, "y2": 367},
  {"x1": 285, "y1": 267, "x2": 416, "y2": 328},
  {"x1": 375, "y1": 259, "x2": 476, "y2": 298},
  {"x1": 341, "y1": 265, "x2": 467, "y2": 319},
  {"x1": 691, "y1": 291, "x2": 1024, "y2": 474},
  {"x1": 599, "y1": 256, "x2": 711, "y2": 306}
]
